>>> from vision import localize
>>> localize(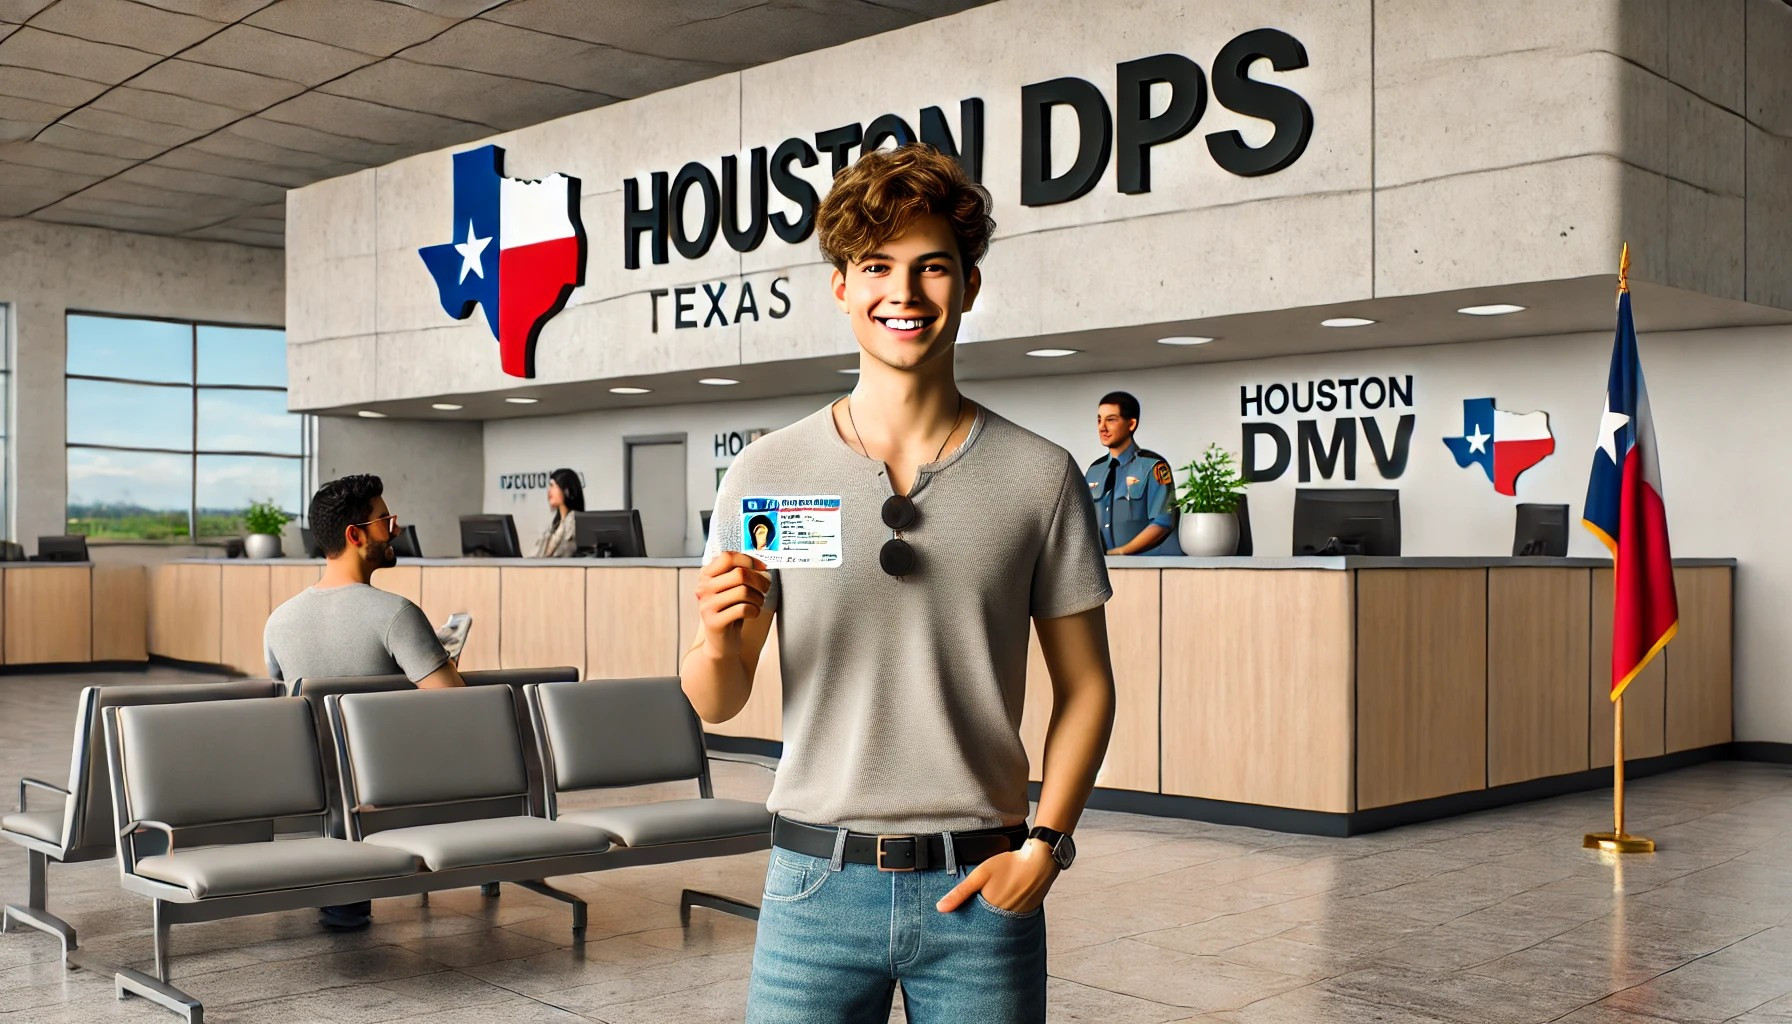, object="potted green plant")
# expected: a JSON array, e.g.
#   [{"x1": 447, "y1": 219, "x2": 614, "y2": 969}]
[
  {"x1": 1174, "y1": 444, "x2": 1248, "y2": 556},
  {"x1": 242, "y1": 499, "x2": 292, "y2": 560}
]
